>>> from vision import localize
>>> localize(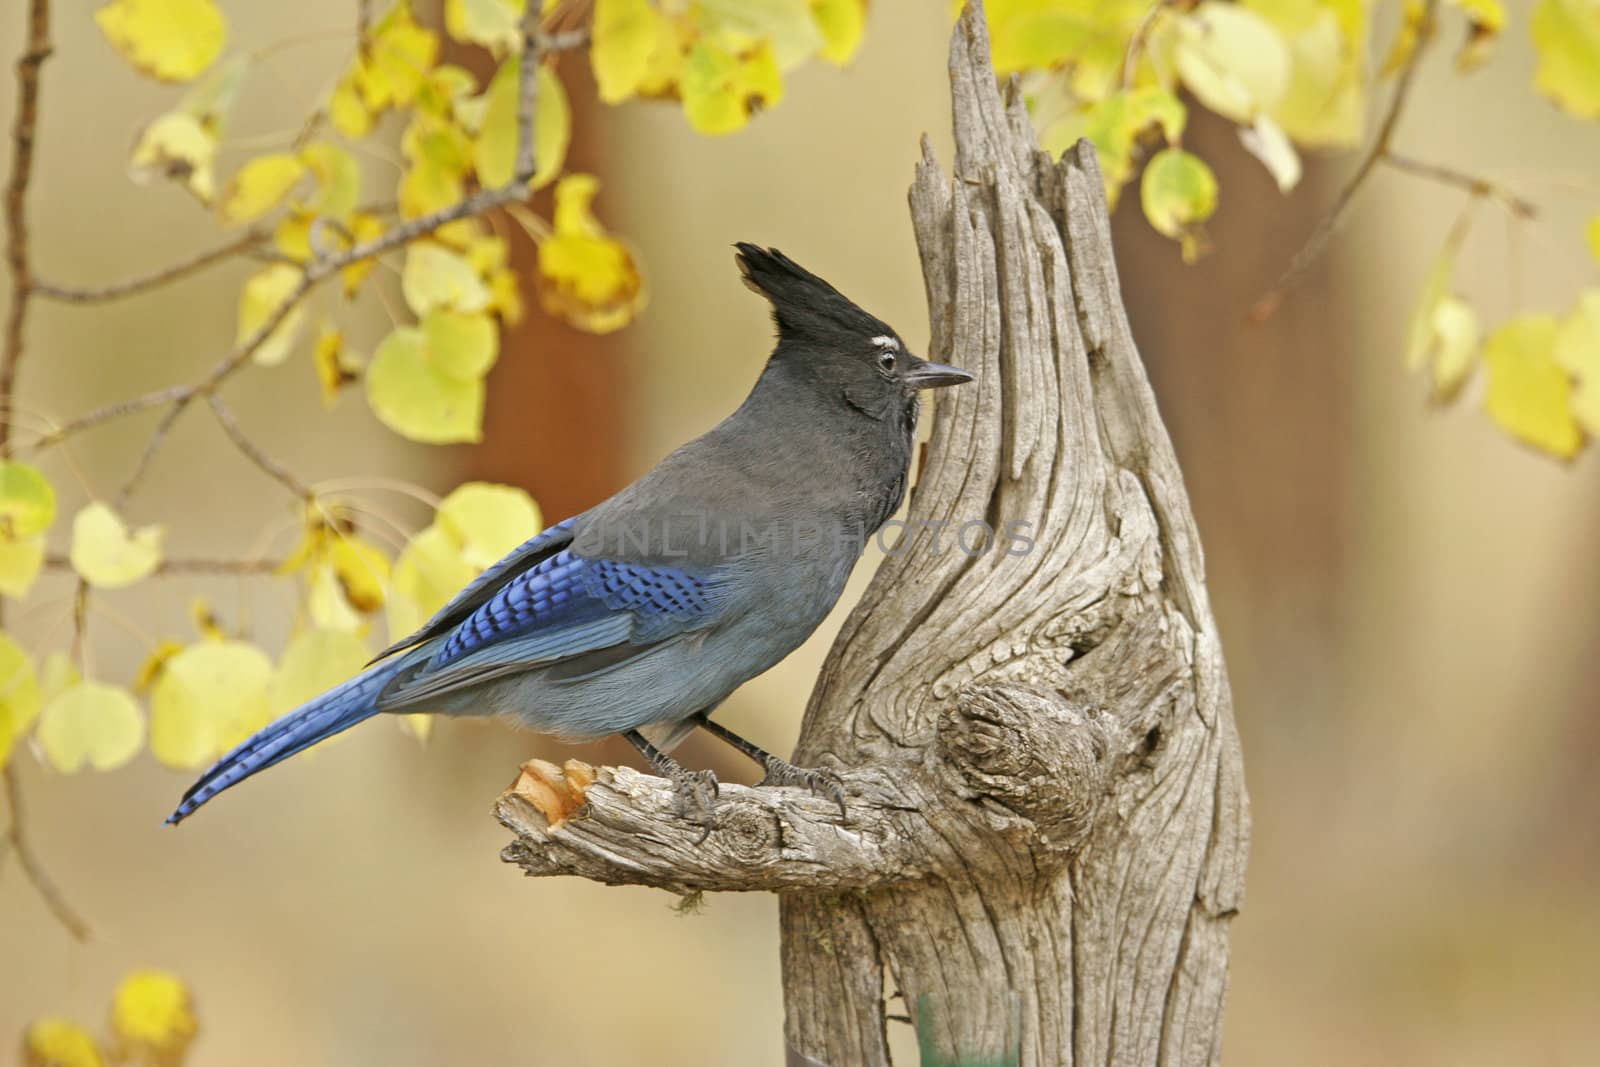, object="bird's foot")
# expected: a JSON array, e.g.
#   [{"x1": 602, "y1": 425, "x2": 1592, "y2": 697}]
[
  {"x1": 622, "y1": 729, "x2": 719, "y2": 842},
  {"x1": 662, "y1": 759, "x2": 719, "y2": 843},
  {"x1": 759, "y1": 757, "x2": 847, "y2": 819}
]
